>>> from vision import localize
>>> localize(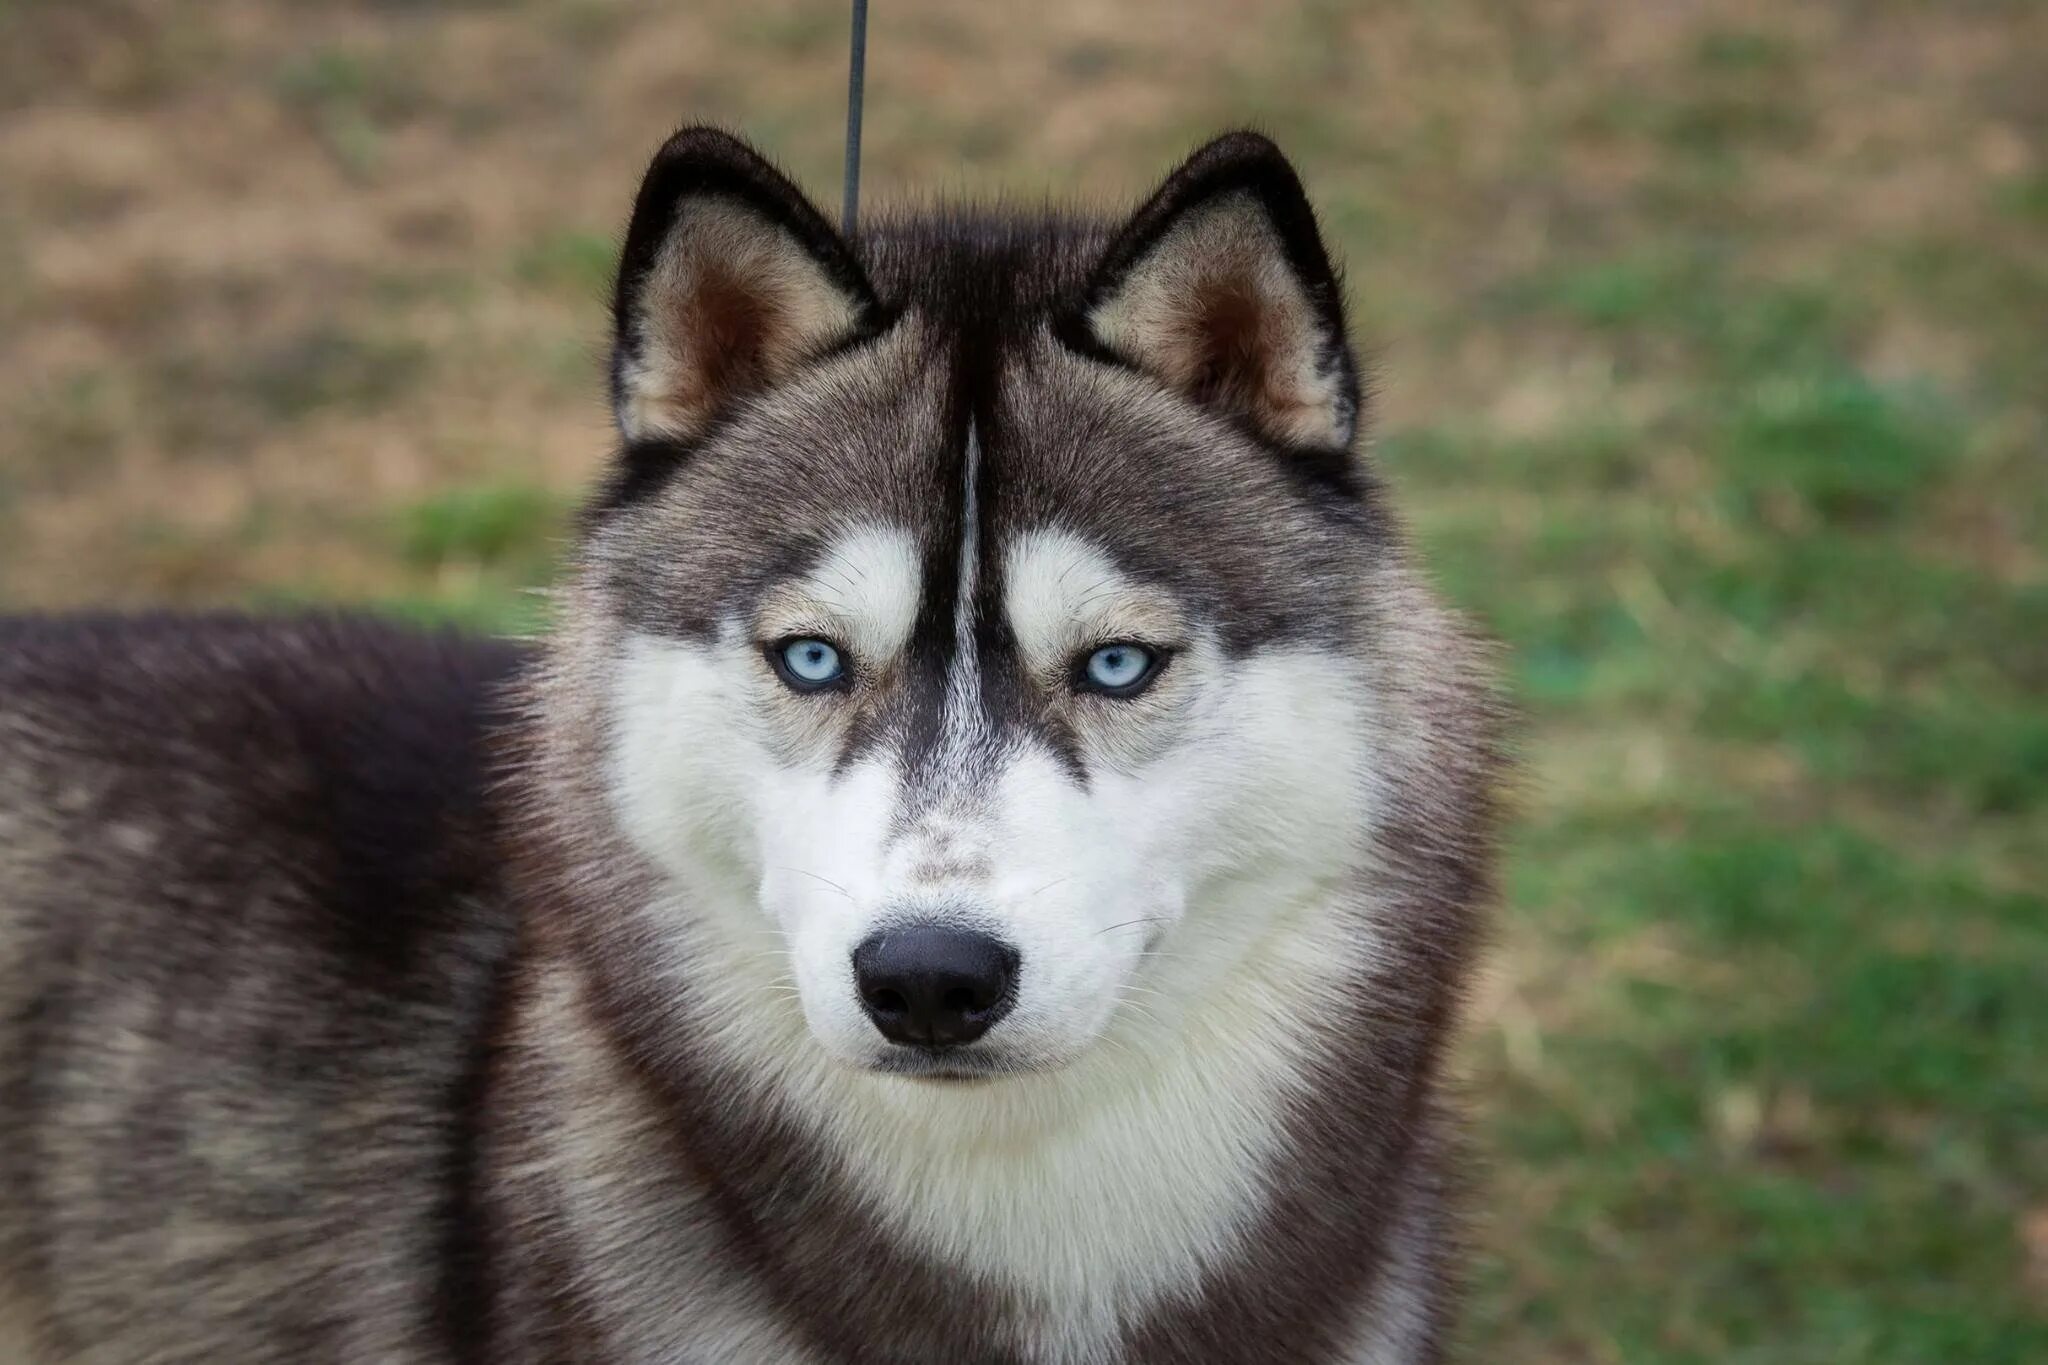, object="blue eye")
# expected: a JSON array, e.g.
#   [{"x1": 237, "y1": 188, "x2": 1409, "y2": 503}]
[
  {"x1": 1079, "y1": 642, "x2": 1160, "y2": 696},
  {"x1": 774, "y1": 637, "x2": 847, "y2": 690}
]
